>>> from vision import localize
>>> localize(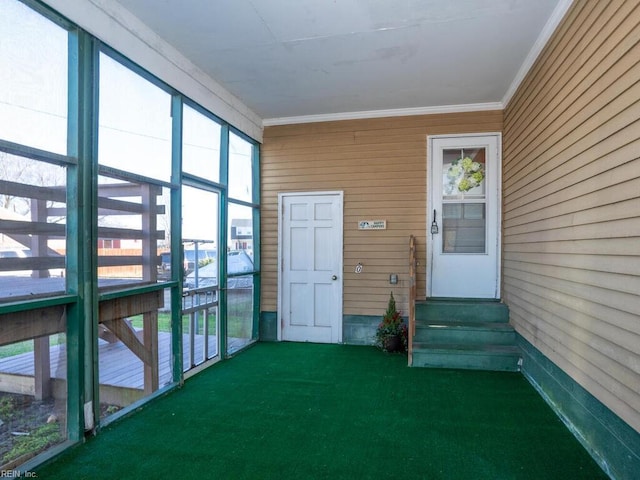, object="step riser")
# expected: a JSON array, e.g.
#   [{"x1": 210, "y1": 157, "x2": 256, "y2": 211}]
[
  {"x1": 412, "y1": 351, "x2": 521, "y2": 372},
  {"x1": 415, "y1": 328, "x2": 515, "y2": 345},
  {"x1": 416, "y1": 304, "x2": 509, "y2": 323}
]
